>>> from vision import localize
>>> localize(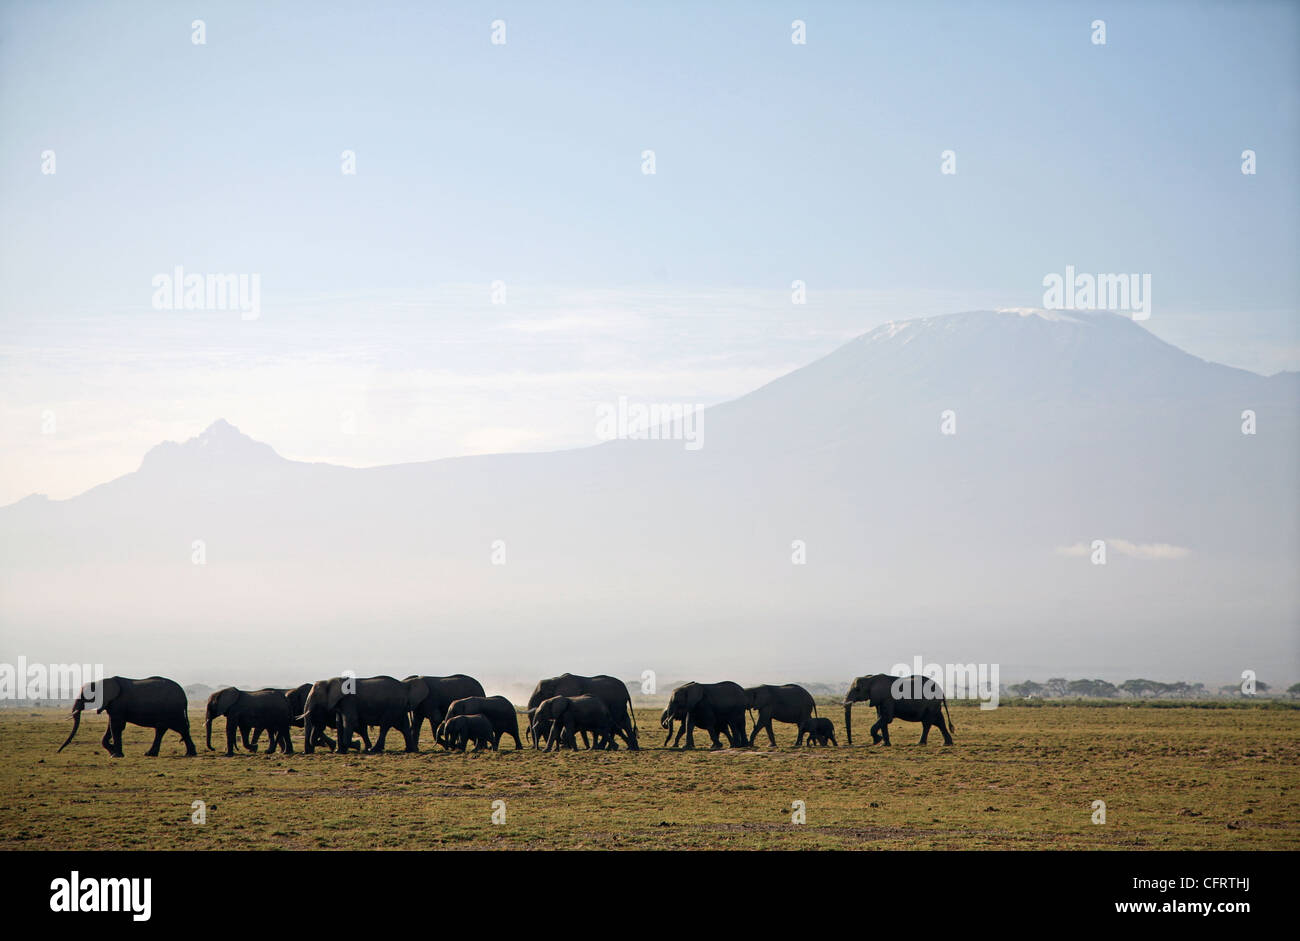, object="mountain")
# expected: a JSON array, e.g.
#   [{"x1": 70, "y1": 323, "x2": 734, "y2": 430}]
[{"x1": 1, "y1": 310, "x2": 1296, "y2": 687}]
